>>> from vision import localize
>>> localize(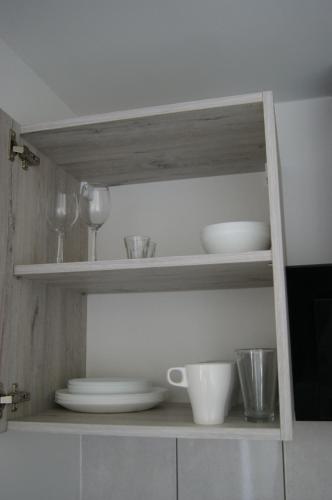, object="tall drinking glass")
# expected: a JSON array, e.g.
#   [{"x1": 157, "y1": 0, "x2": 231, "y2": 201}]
[
  {"x1": 236, "y1": 348, "x2": 277, "y2": 422},
  {"x1": 47, "y1": 191, "x2": 79, "y2": 263},
  {"x1": 79, "y1": 183, "x2": 111, "y2": 261}
]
